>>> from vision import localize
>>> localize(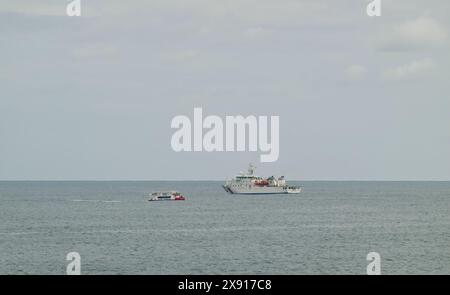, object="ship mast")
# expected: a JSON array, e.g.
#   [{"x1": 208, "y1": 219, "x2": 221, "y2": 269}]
[{"x1": 248, "y1": 163, "x2": 255, "y2": 176}]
